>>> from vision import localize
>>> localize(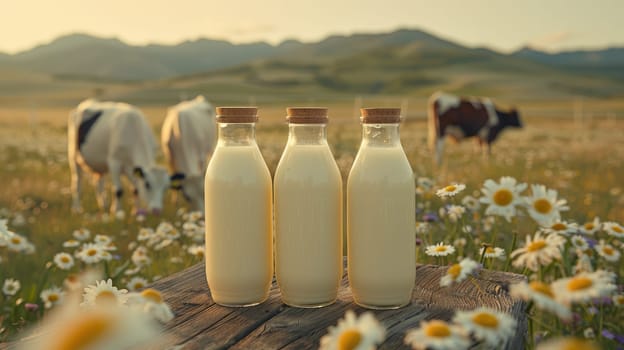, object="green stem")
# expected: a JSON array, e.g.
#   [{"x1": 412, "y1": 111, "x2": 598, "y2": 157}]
[{"x1": 504, "y1": 231, "x2": 518, "y2": 272}]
